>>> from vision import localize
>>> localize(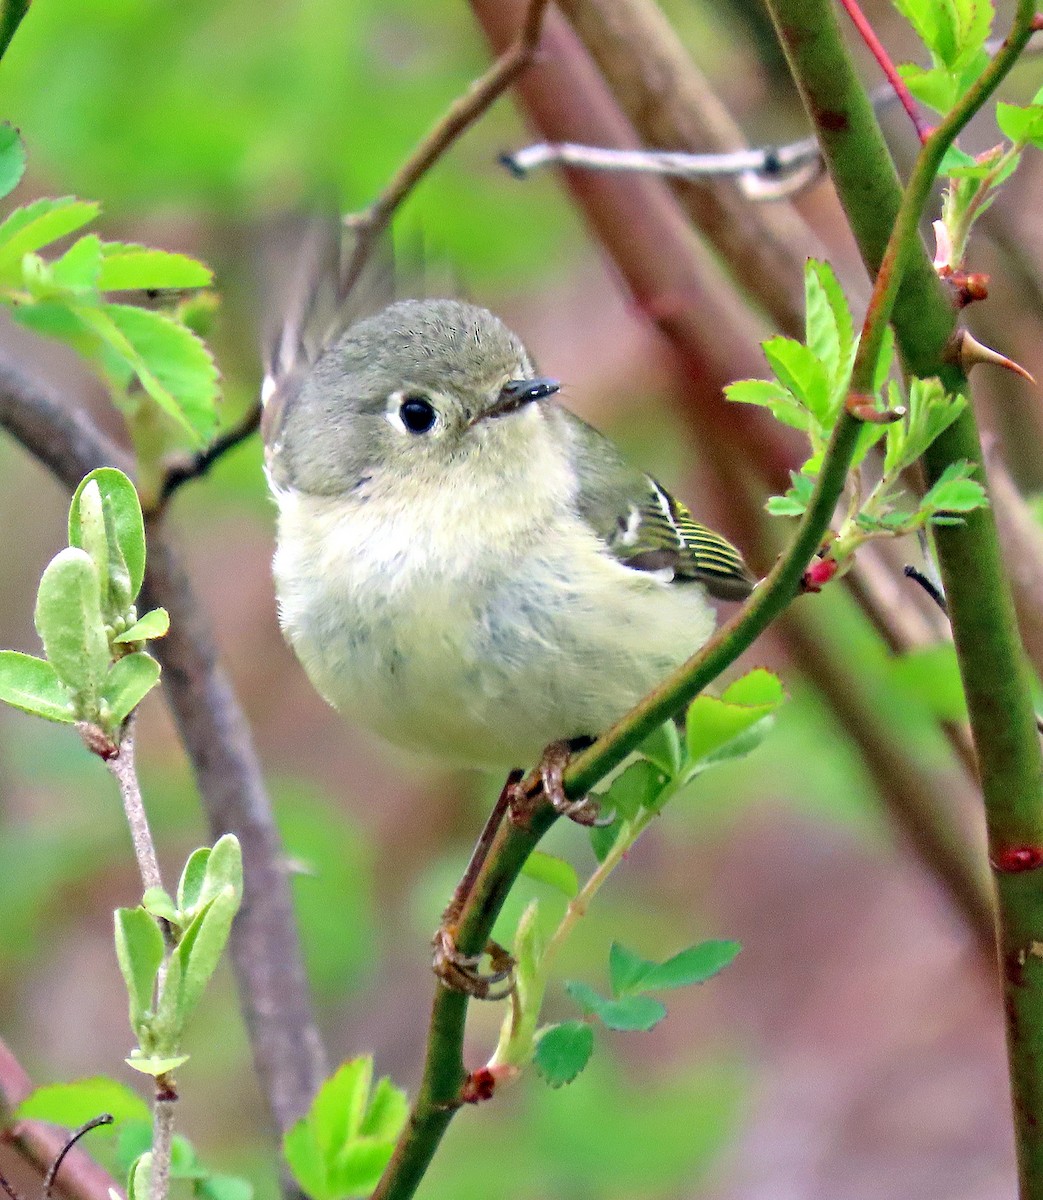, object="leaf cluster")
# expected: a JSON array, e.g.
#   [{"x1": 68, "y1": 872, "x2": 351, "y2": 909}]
[
  {"x1": 282, "y1": 1058, "x2": 409, "y2": 1200},
  {"x1": 15, "y1": 1078, "x2": 253, "y2": 1200},
  {"x1": 503, "y1": 671, "x2": 784, "y2": 1091},
  {"x1": 0, "y1": 468, "x2": 168, "y2": 738},
  {"x1": 0, "y1": 125, "x2": 218, "y2": 445},
  {"x1": 115, "y1": 835, "x2": 244, "y2": 1078}
]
